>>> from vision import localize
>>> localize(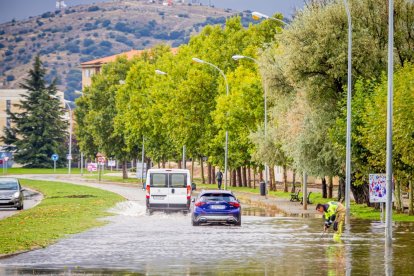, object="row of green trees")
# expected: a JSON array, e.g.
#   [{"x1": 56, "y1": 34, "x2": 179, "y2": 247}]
[
  {"x1": 257, "y1": 0, "x2": 414, "y2": 212},
  {"x1": 77, "y1": 0, "x2": 414, "y2": 213},
  {"x1": 75, "y1": 16, "x2": 282, "y2": 183}
]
